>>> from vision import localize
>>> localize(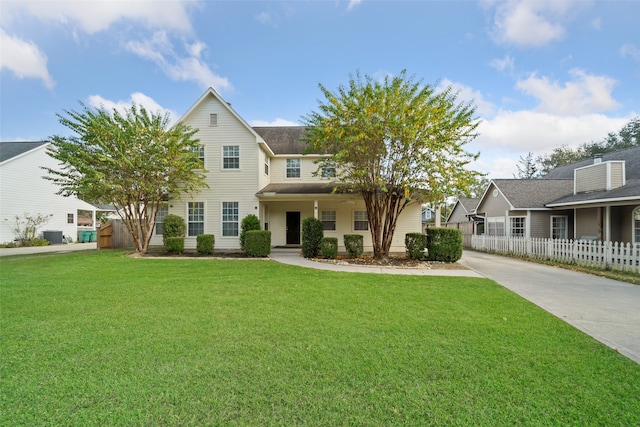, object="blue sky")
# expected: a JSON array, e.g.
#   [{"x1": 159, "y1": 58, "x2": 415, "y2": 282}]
[{"x1": 1, "y1": 0, "x2": 638, "y2": 178}]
